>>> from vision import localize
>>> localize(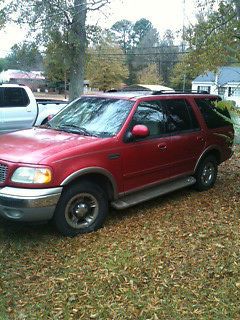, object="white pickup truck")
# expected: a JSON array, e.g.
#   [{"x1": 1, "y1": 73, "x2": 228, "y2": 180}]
[{"x1": 0, "y1": 84, "x2": 67, "y2": 134}]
